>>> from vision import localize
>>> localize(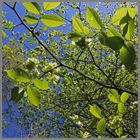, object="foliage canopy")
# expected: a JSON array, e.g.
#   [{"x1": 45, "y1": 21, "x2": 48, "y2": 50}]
[{"x1": 2, "y1": 2, "x2": 138, "y2": 138}]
